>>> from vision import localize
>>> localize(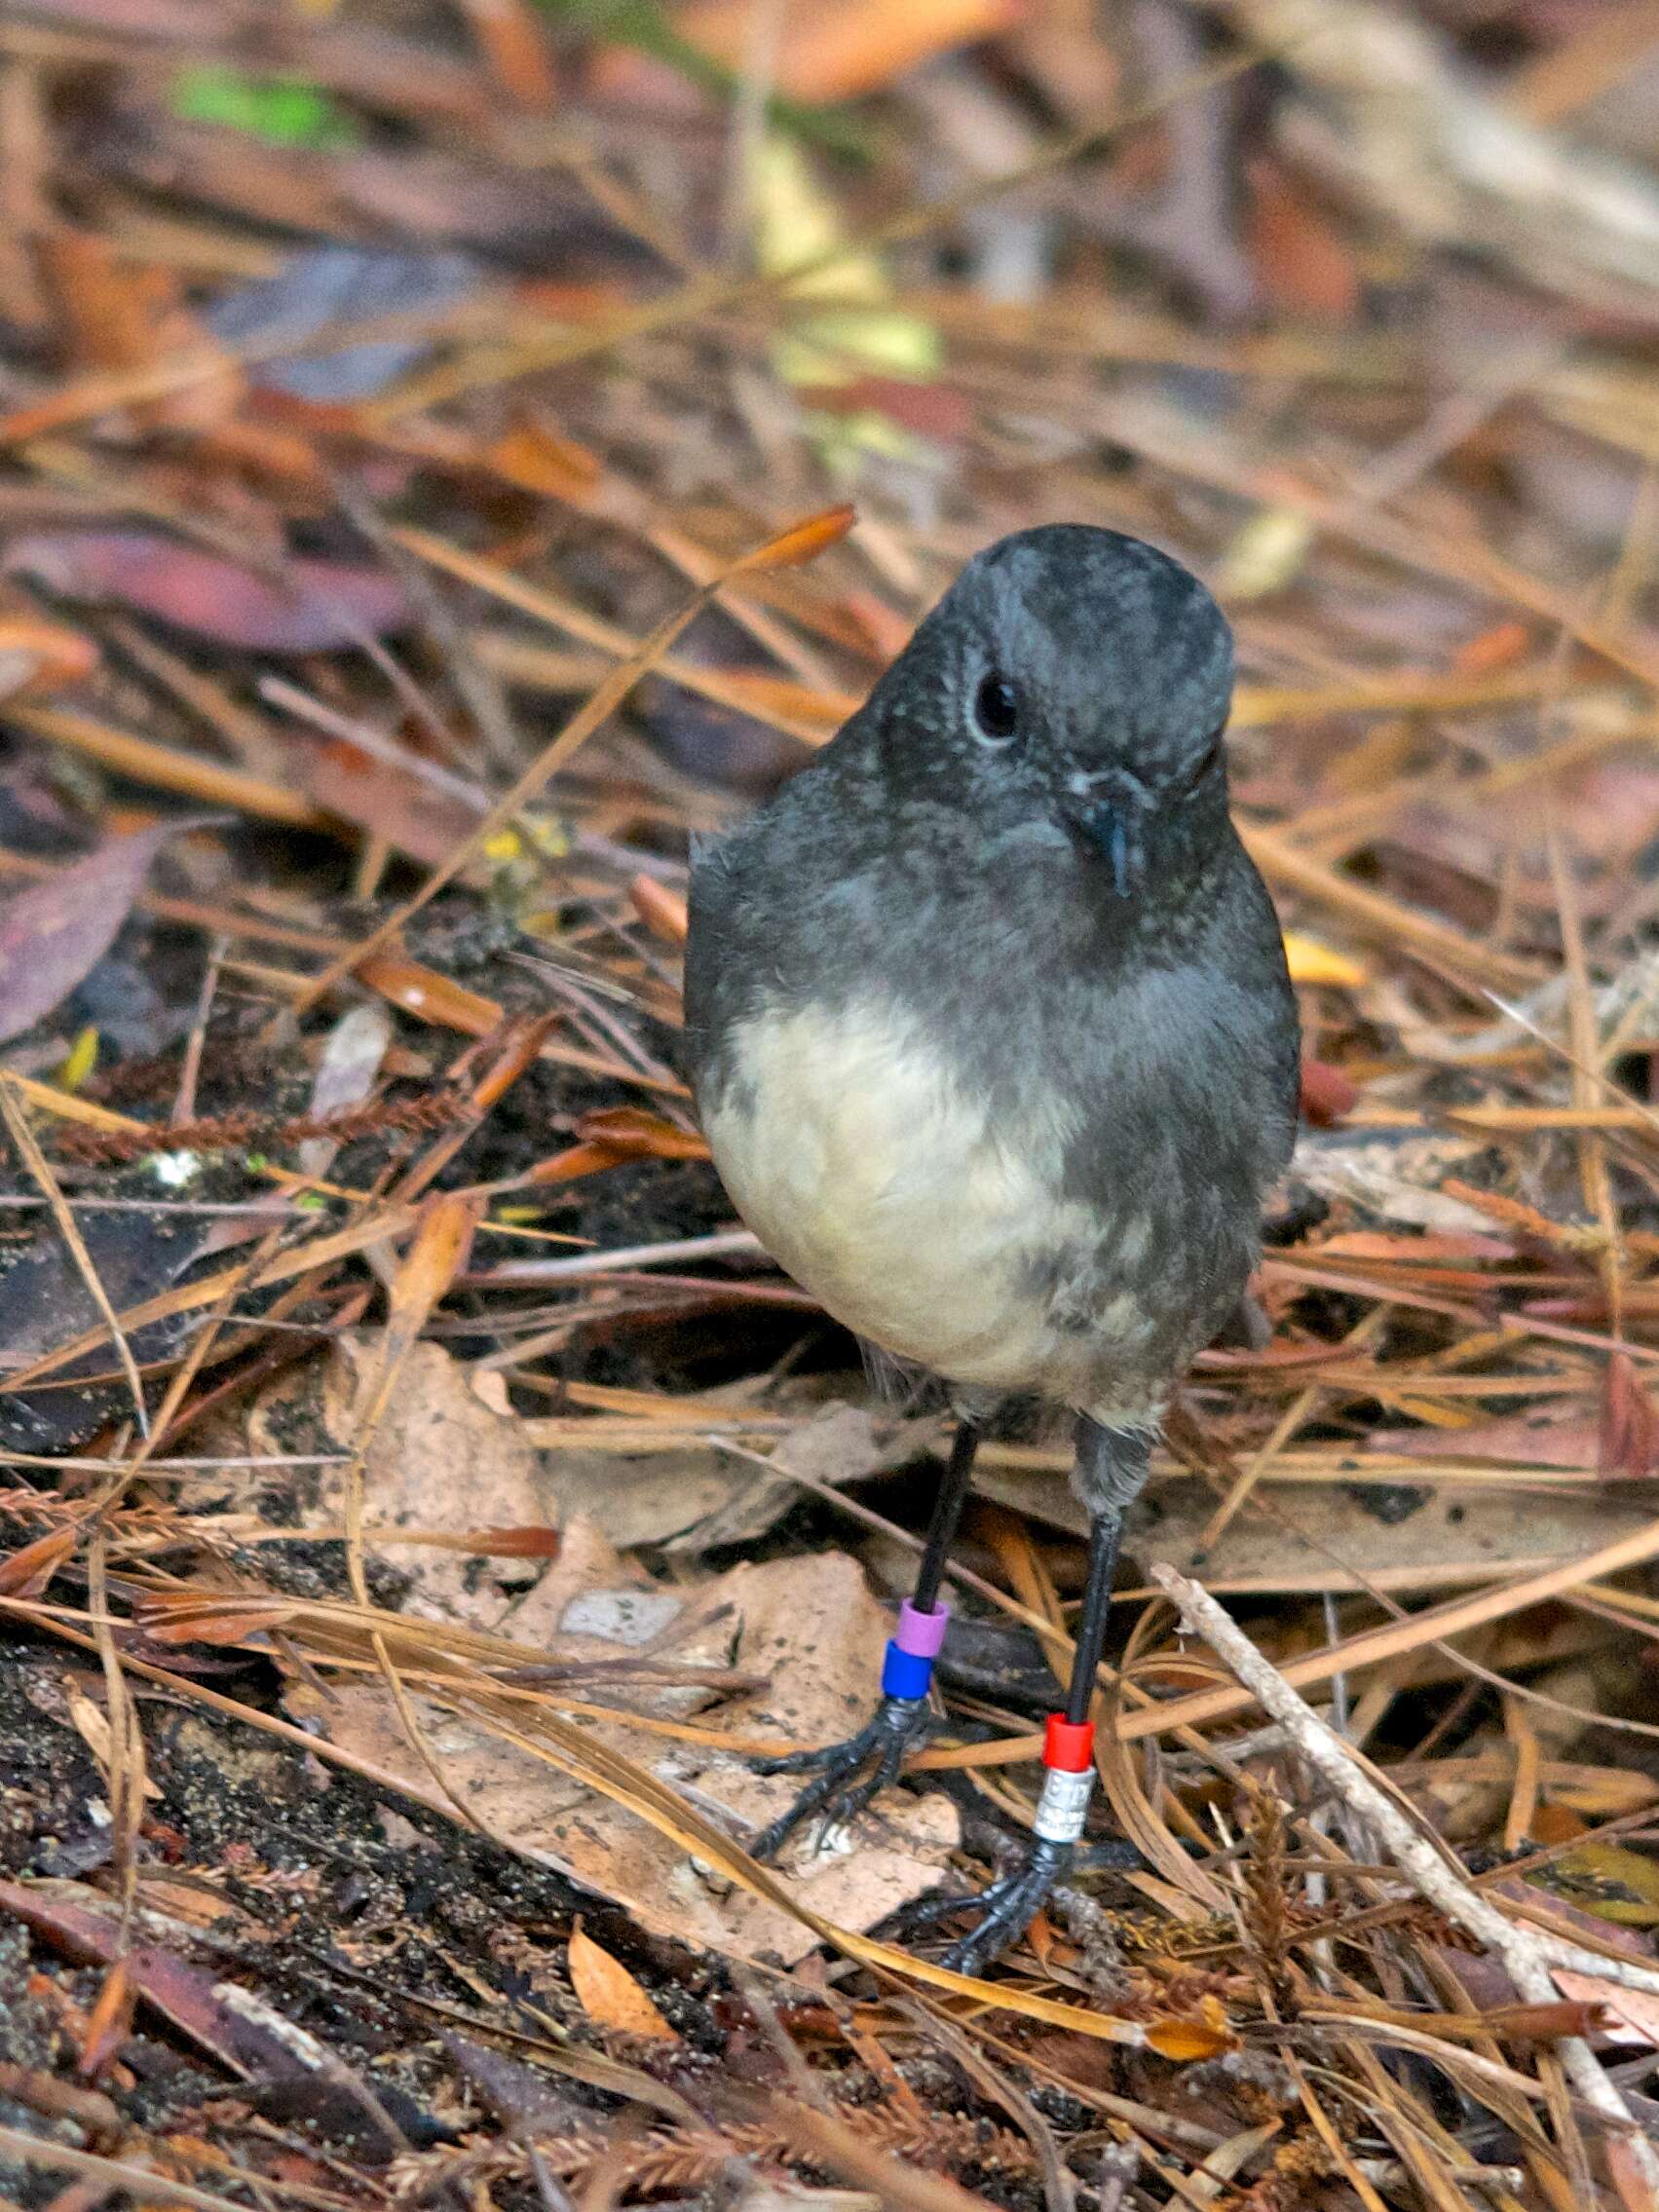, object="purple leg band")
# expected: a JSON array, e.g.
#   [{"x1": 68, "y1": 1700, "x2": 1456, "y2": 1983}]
[{"x1": 894, "y1": 1599, "x2": 949, "y2": 1659}]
